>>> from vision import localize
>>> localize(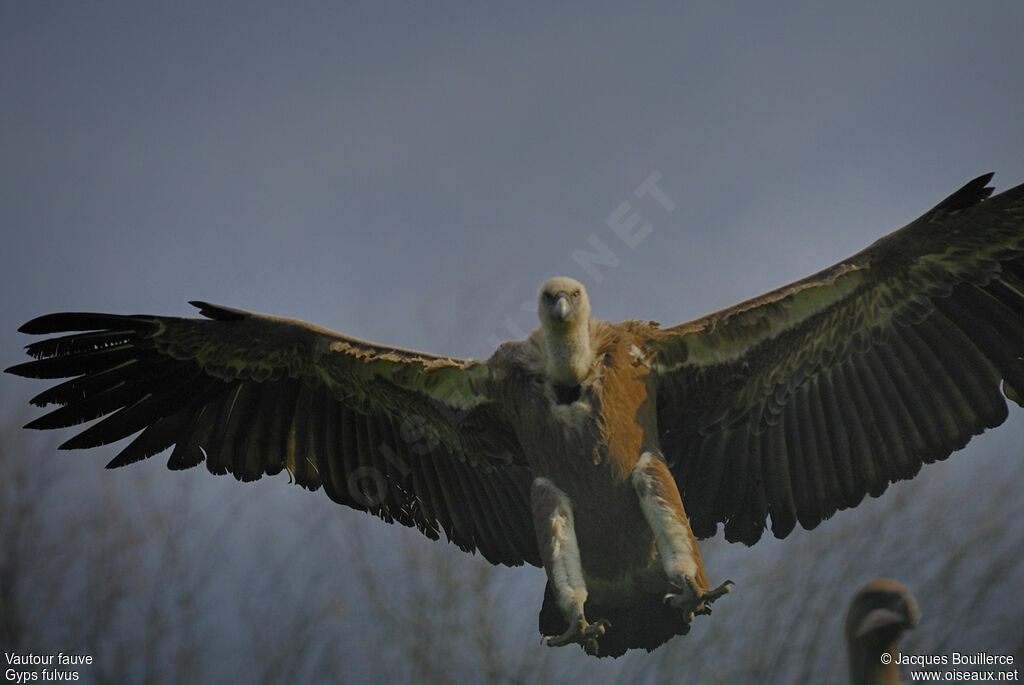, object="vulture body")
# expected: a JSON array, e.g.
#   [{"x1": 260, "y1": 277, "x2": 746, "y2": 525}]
[
  {"x1": 7, "y1": 174, "x2": 1024, "y2": 657},
  {"x1": 845, "y1": 579, "x2": 920, "y2": 685}
]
